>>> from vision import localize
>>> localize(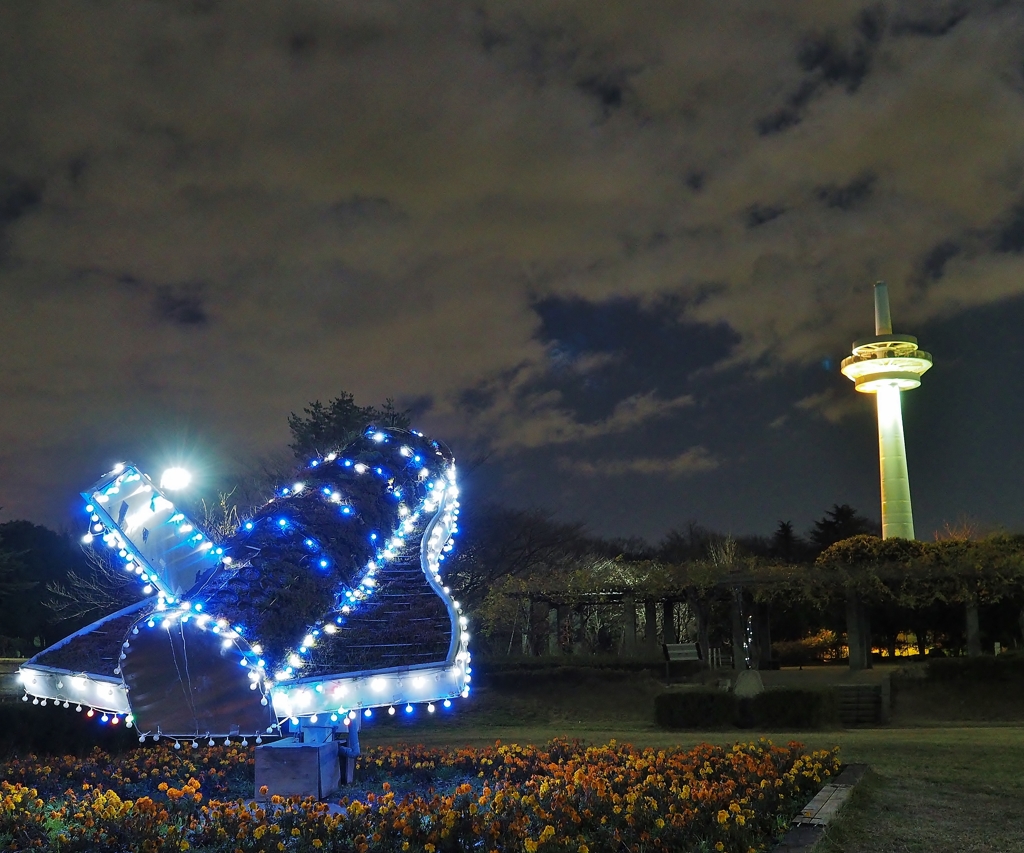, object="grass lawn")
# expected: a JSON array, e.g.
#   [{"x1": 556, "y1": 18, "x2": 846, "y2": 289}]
[{"x1": 371, "y1": 722, "x2": 1024, "y2": 852}]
